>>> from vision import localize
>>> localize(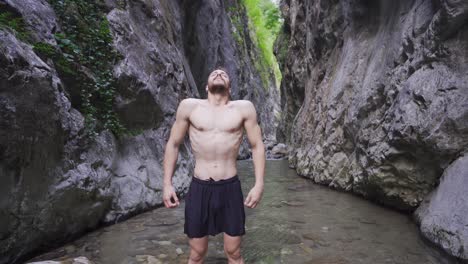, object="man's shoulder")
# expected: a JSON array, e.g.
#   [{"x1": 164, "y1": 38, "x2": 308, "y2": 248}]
[
  {"x1": 232, "y1": 99, "x2": 254, "y2": 107},
  {"x1": 177, "y1": 98, "x2": 203, "y2": 119},
  {"x1": 181, "y1": 97, "x2": 203, "y2": 104},
  {"x1": 231, "y1": 100, "x2": 256, "y2": 120},
  {"x1": 233, "y1": 100, "x2": 255, "y2": 112},
  {"x1": 180, "y1": 98, "x2": 203, "y2": 108}
]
